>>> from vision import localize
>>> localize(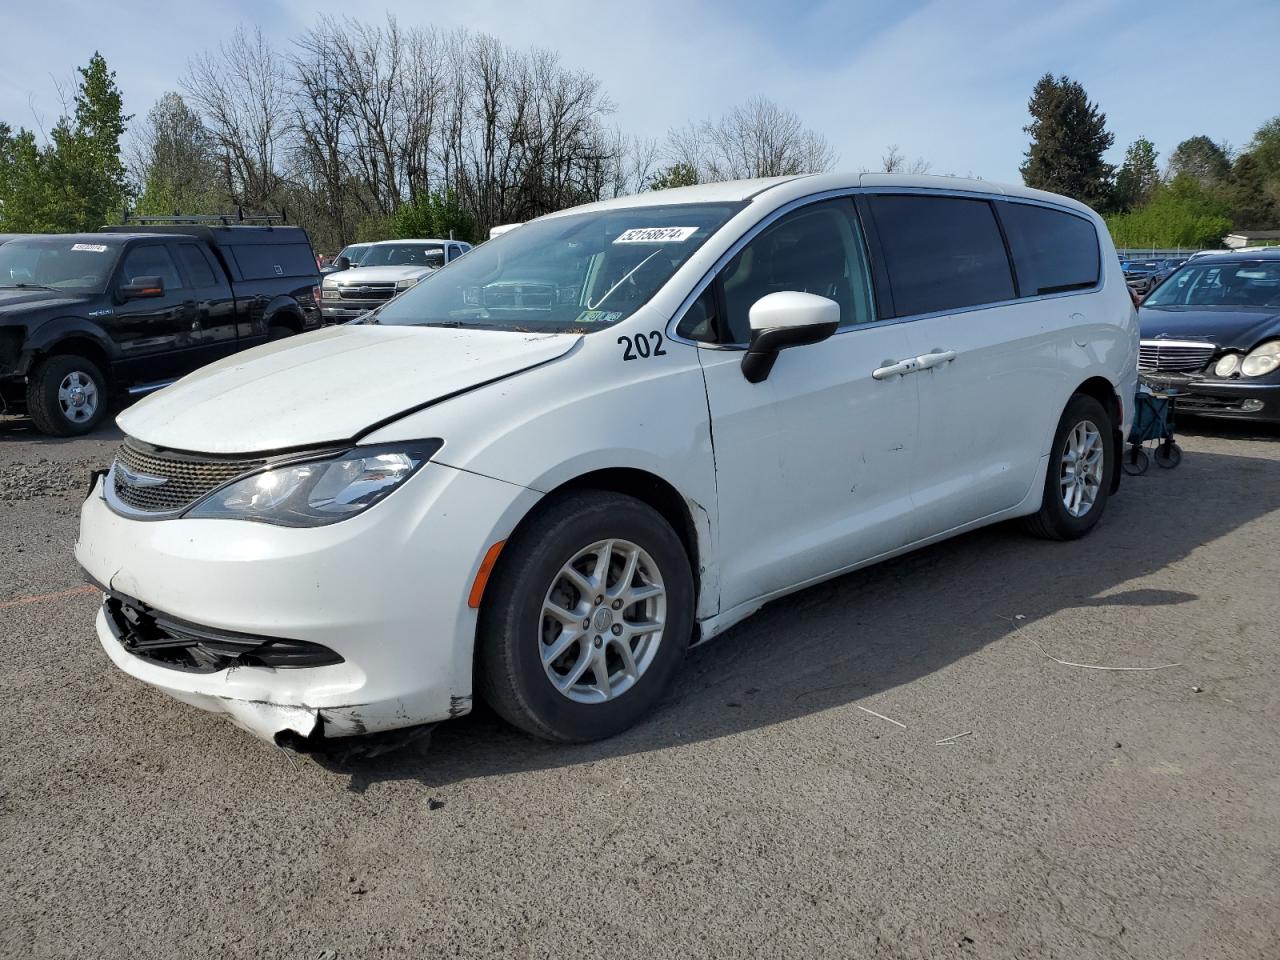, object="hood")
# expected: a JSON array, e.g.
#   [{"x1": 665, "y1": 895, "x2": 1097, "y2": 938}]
[
  {"x1": 0, "y1": 288, "x2": 90, "y2": 315},
  {"x1": 327, "y1": 264, "x2": 437, "y2": 284},
  {"x1": 118, "y1": 324, "x2": 581, "y2": 454},
  {"x1": 1138, "y1": 305, "x2": 1280, "y2": 352}
]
